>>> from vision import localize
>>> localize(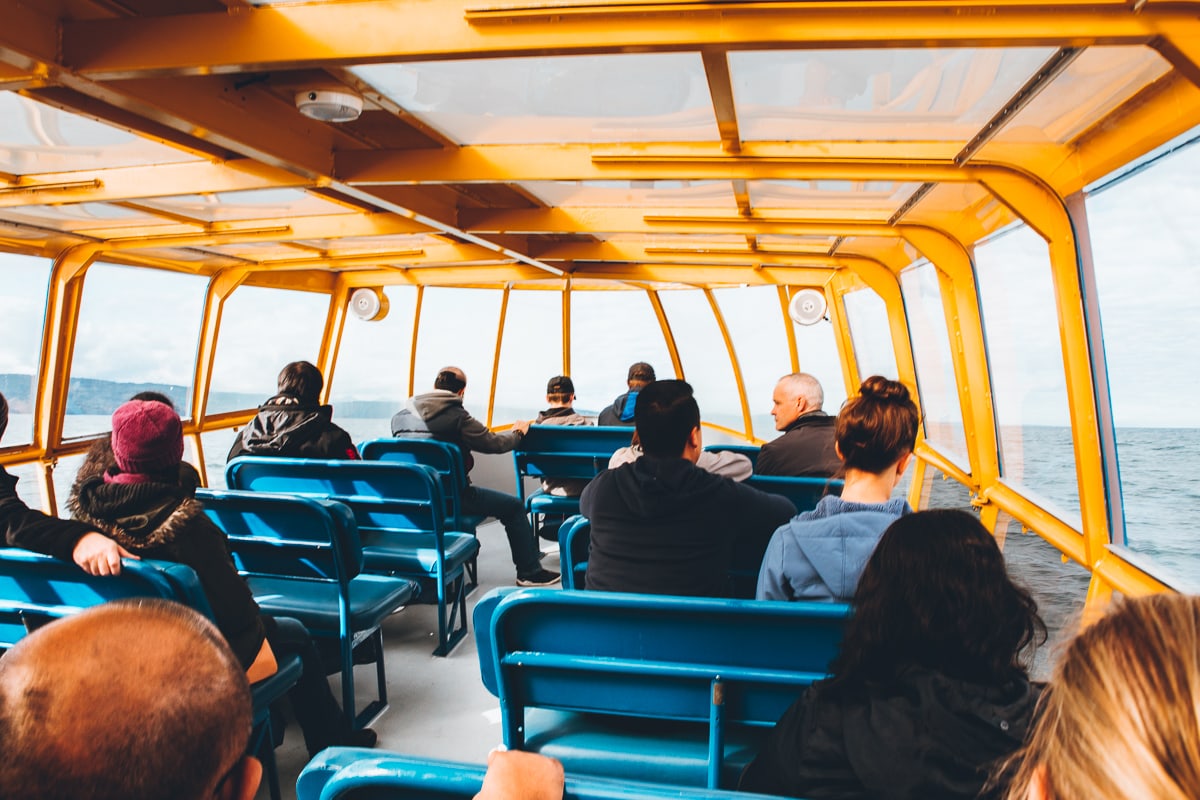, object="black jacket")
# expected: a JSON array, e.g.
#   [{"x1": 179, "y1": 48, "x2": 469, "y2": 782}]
[
  {"x1": 69, "y1": 471, "x2": 266, "y2": 669},
  {"x1": 228, "y1": 394, "x2": 358, "y2": 462},
  {"x1": 597, "y1": 390, "x2": 639, "y2": 427},
  {"x1": 580, "y1": 456, "x2": 795, "y2": 596},
  {"x1": 1, "y1": 465, "x2": 98, "y2": 562},
  {"x1": 740, "y1": 665, "x2": 1040, "y2": 800},
  {"x1": 391, "y1": 390, "x2": 523, "y2": 477},
  {"x1": 756, "y1": 412, "x2": 841, "y2": 478}
]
